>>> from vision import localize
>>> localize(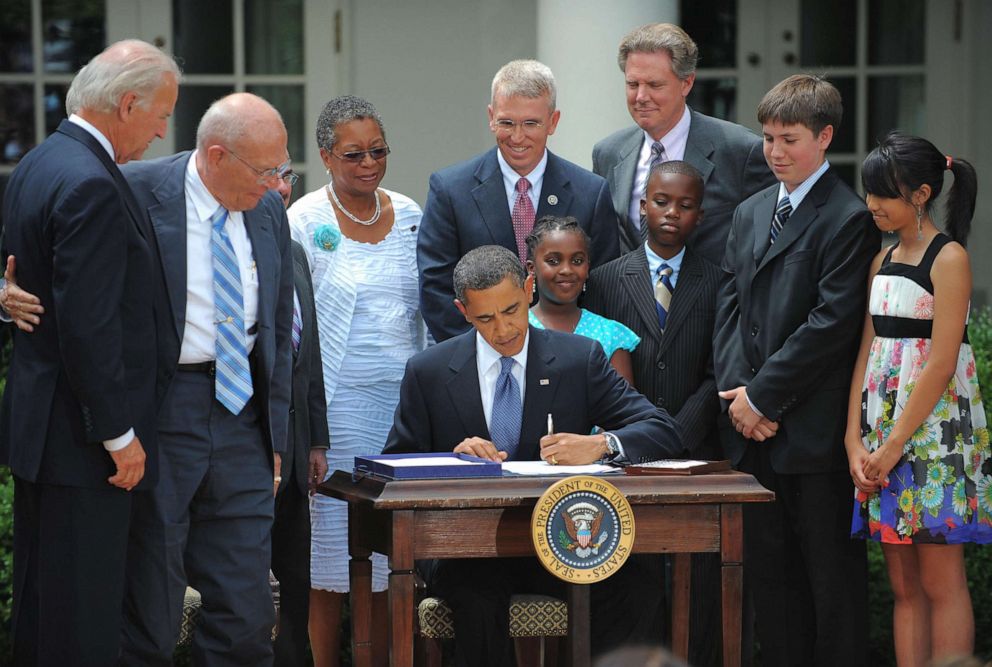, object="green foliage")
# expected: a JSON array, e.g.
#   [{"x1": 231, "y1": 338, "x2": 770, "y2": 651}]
[{"x1": 970, "y1": 307, "x2": 992, "y2": 404}]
